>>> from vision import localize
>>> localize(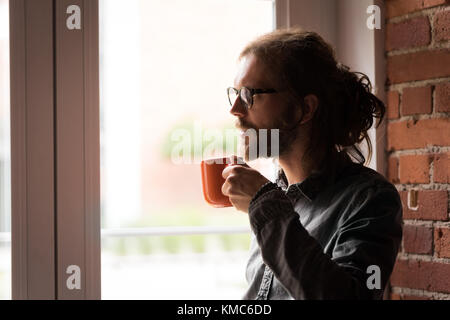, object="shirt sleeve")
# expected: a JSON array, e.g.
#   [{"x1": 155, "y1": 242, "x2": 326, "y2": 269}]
[{"x1": 248, "y1": 182, "x2": 403, "y2": 300}]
